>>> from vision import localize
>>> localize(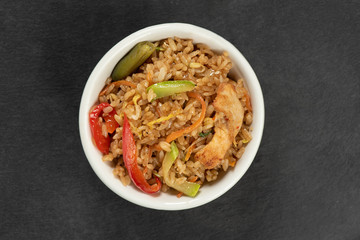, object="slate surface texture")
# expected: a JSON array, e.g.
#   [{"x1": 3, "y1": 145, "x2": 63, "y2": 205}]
[{"x1": 1, "y1": 0, "x2": 359, "y2": 239}]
